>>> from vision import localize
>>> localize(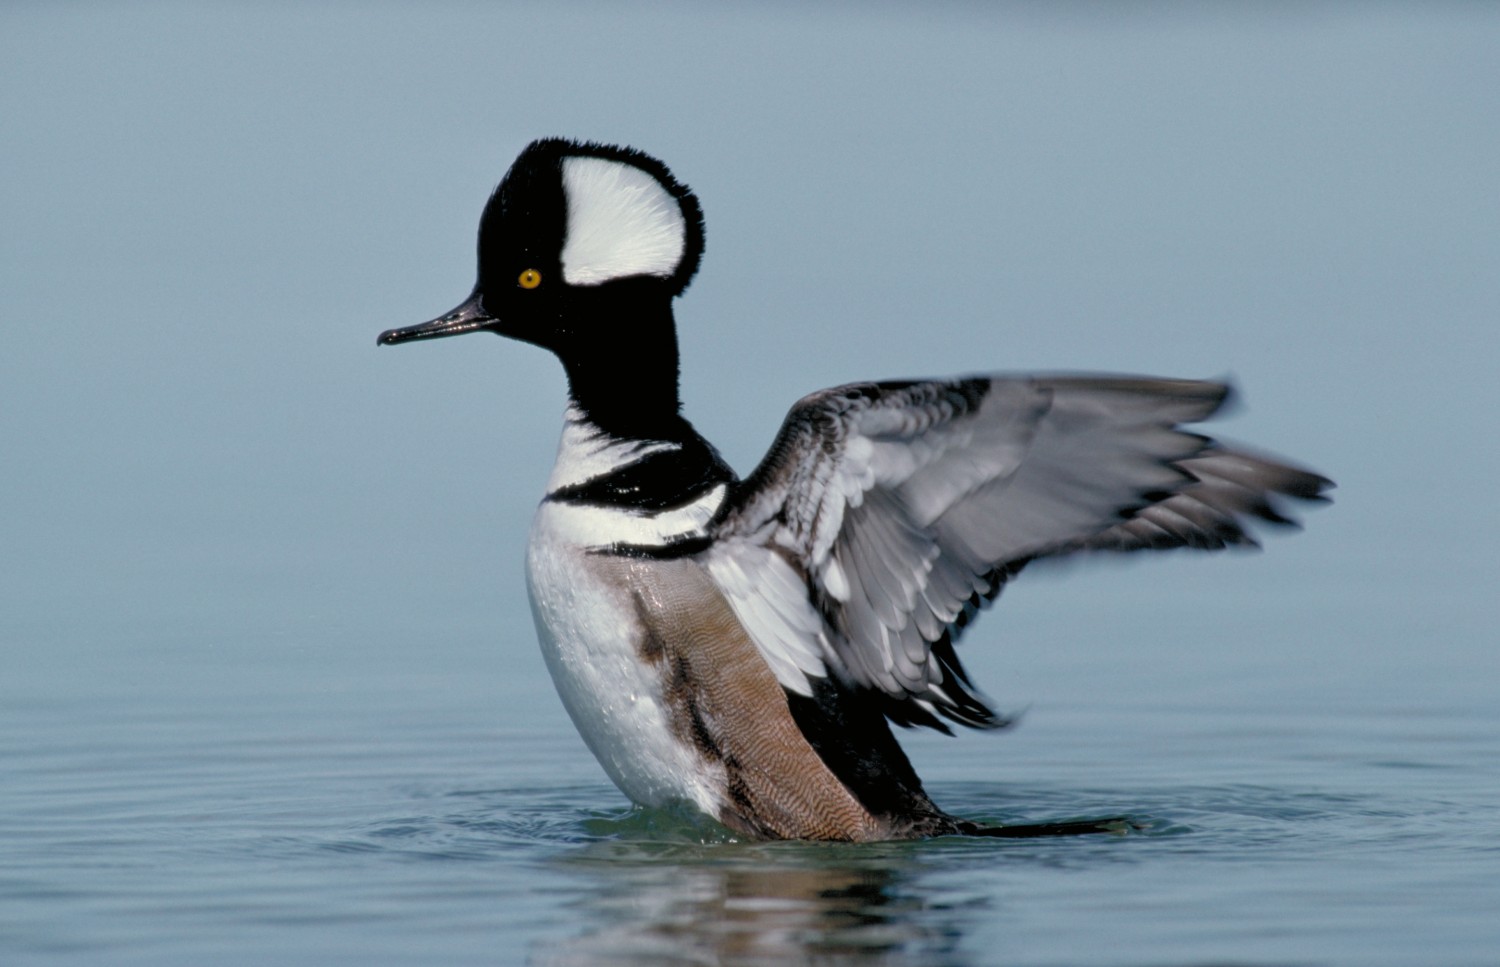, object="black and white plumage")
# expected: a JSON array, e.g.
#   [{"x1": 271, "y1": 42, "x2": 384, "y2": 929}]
[{"x1": 378, "y1": 138, "x2": 1331, "y2": 841}]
